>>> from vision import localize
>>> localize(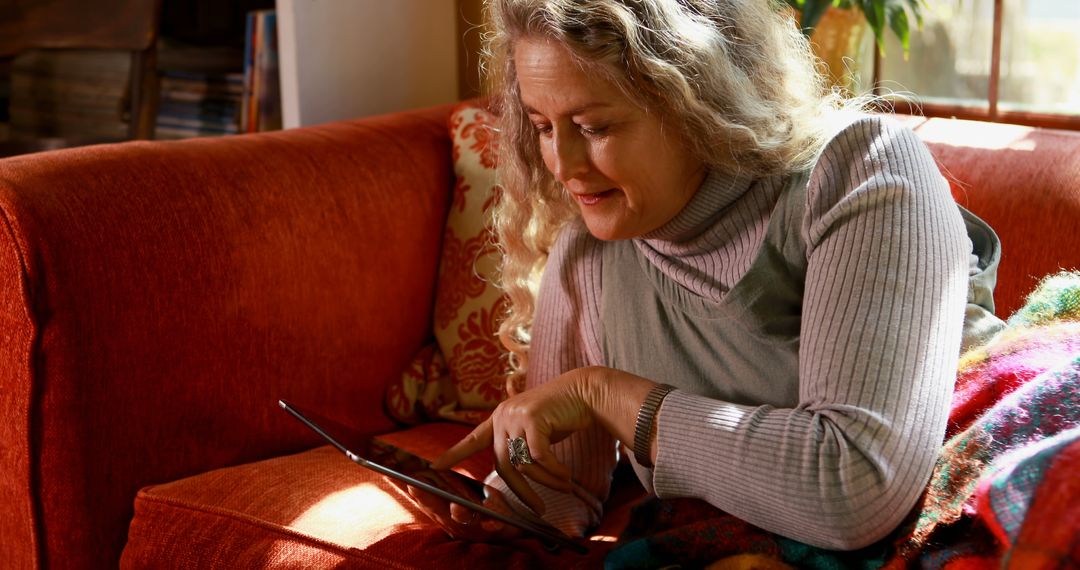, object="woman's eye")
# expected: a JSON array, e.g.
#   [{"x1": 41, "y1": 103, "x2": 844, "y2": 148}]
[
  {"x1": 533, "y1": 123, "x2": 553, "y2": 136},
  {"x1": 579, "y1": 125, "x2": 608, "y2": 137}
]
